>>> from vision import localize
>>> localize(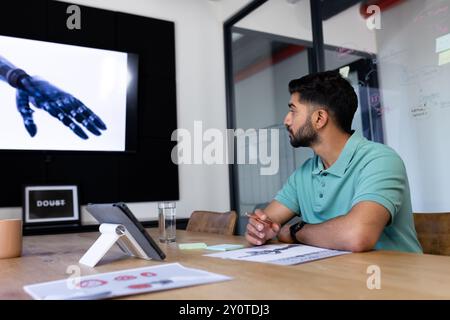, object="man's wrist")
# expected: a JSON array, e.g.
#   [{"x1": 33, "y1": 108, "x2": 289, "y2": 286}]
[{"x1": 290, "y1": 221, "x2": 307, "y2": 244}]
